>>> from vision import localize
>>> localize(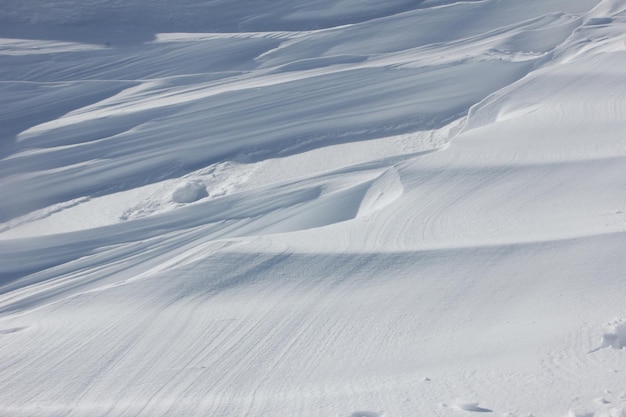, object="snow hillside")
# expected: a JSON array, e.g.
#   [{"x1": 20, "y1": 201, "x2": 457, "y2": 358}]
[{"x1": 1, "y1": 0, "x2": 626, "y2": 416}]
